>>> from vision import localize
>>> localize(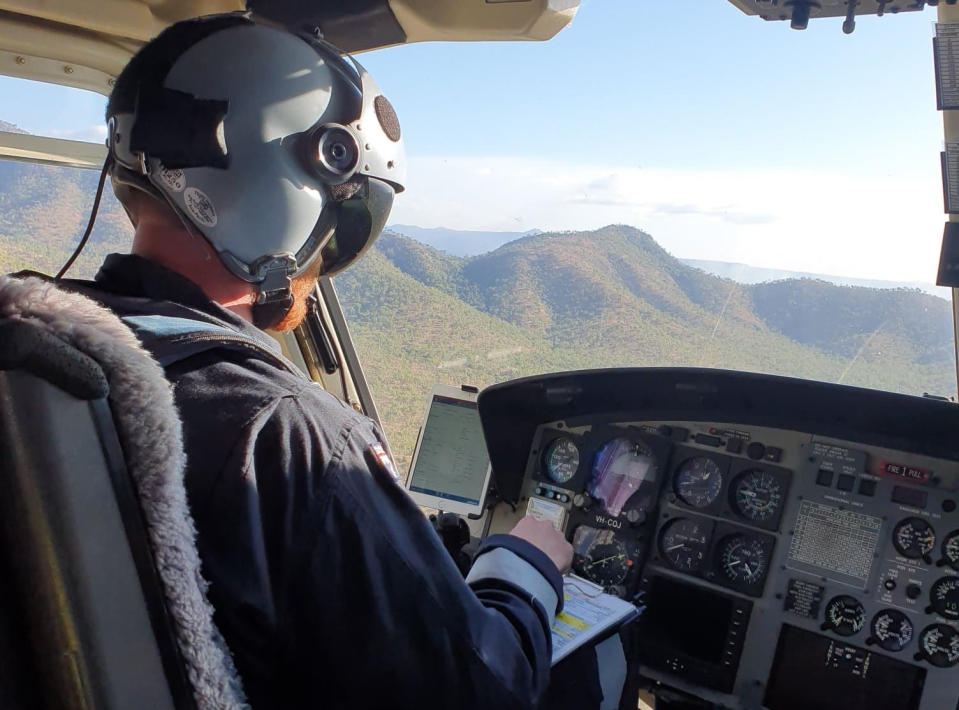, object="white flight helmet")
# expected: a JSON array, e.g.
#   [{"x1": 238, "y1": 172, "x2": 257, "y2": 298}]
[{"x1": 106, "y1": 13, "x2": 405, "y2": 327}]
